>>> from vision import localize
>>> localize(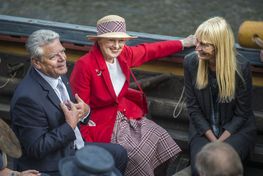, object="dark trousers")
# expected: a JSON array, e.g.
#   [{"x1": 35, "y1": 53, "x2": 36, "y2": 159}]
[{"x1": 88, "y1": 142, "x2": 128, "y2": 175}]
